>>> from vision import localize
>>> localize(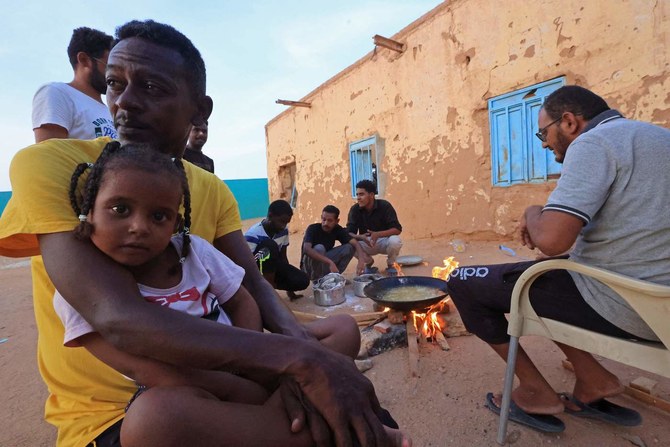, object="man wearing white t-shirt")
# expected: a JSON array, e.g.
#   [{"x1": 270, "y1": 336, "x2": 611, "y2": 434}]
[{"x1": 32, "y1": 27, "x2": 117, "y2": 142}]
